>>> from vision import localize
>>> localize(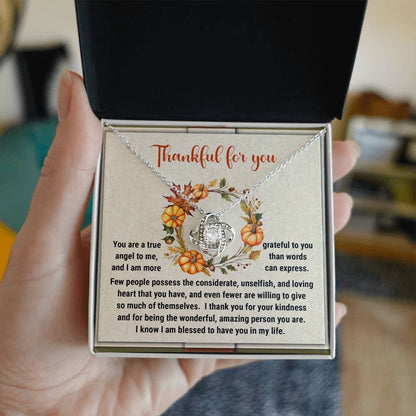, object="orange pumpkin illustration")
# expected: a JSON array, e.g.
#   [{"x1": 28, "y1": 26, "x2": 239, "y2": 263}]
[
  {"x1": 178, "y1": 250, "x2": 205, "y2": 274},
  {"x1": 192, "y1": 183, "x2": 209, "y2": 200},
  {"x1": 161, "y1": 205, "x2": 186, "y2": 228},
  {"x1": 241, "y1": 223, "x2": 264, "y2": 246}
]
